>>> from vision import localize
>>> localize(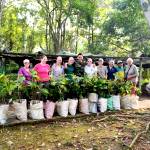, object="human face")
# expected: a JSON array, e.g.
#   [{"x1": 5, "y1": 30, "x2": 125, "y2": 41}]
[
  {"x1": 56, "y1": 57, "x2": 62, "y2": 65},
  {"x1": 77, "y1": 55, "x2": 83, "y2": 62},
  {"x1": 98, "y1": 61, "x2": 103, "y2": 66},
  {"x1": 41, "y1": 56, "x2": 48, "y2": 64},
  {"x1": 118, "y1": 63, "x2": 123, "y2": 67},
  {"x1": 24, "y1": 62, "x2": 30, "y2": 68},
  {"x1": 127, "y1": 59, "x2": 133, "y2": 66},
  {"x1": 68, "y1": 57, "x2": 74, "y2": 65},
  {"x1": 109, "y1": 61, "x2": 114, "y2": 67},
  {"x1": 87, "y1": 59, "x2": 92, "y2": 66}
]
